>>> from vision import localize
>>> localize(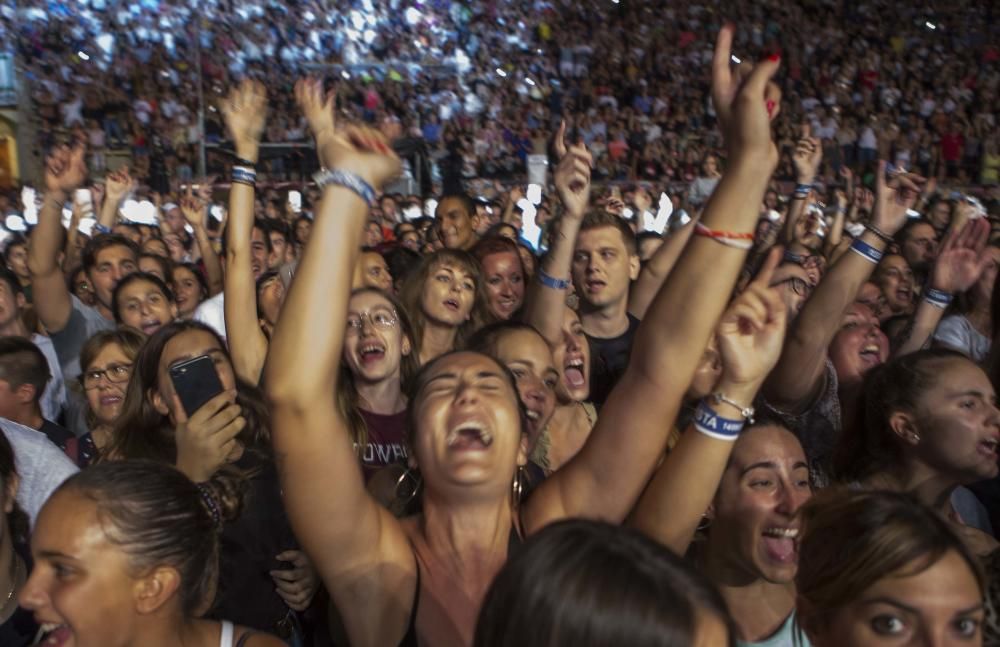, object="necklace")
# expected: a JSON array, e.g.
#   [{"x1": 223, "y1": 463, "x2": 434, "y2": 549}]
[{"x1": 0, "y1": 556, "x2": 23, "y2": 617}]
